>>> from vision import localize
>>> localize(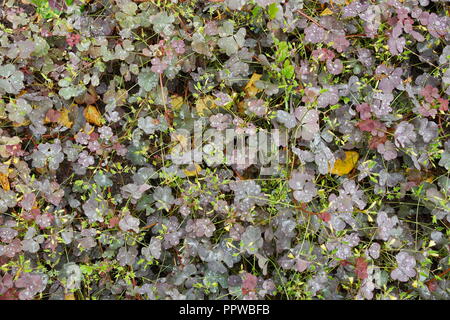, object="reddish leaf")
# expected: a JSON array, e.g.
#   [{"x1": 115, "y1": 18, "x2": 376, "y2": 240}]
[
  {"x1": 242, "y1": 273, "x2": 257, "y2": 295},
  {"x1": 319, "y1": 212, "x2": 331, "y2": 222},
  {"x1": 66, "y1": 33, "x2": 81, "y2": 47},
  {"x1": 420, "y1": 85, "x2": 439, "y2": 103},
  {"x1": 368, "y1": 135, "x2": 387, "y2": 150},
  {"x1": 46, "y1": 109, "x2": 61, "y2": 122},
  {"x1": 426, "y1": 280, "x2": 438, "y2": 292},
  {"x1": 355, "y1": 257, "x2": 368, "y2": 280},
  {"x1": 437, "y1": 98, "x2": 448, "y2": 112},
  {"x1": 357, "y1": 119, "x2": 383, "y2": 132},
  {"x1": 5, "y1": 144, "x2": 25, "y2": 156},
  {"x1": 109, "y1": 216, "x2": 120, "y2": 228},
  {"x1": 0, "y1": 288, "x2": 19, "y2": 300}
]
